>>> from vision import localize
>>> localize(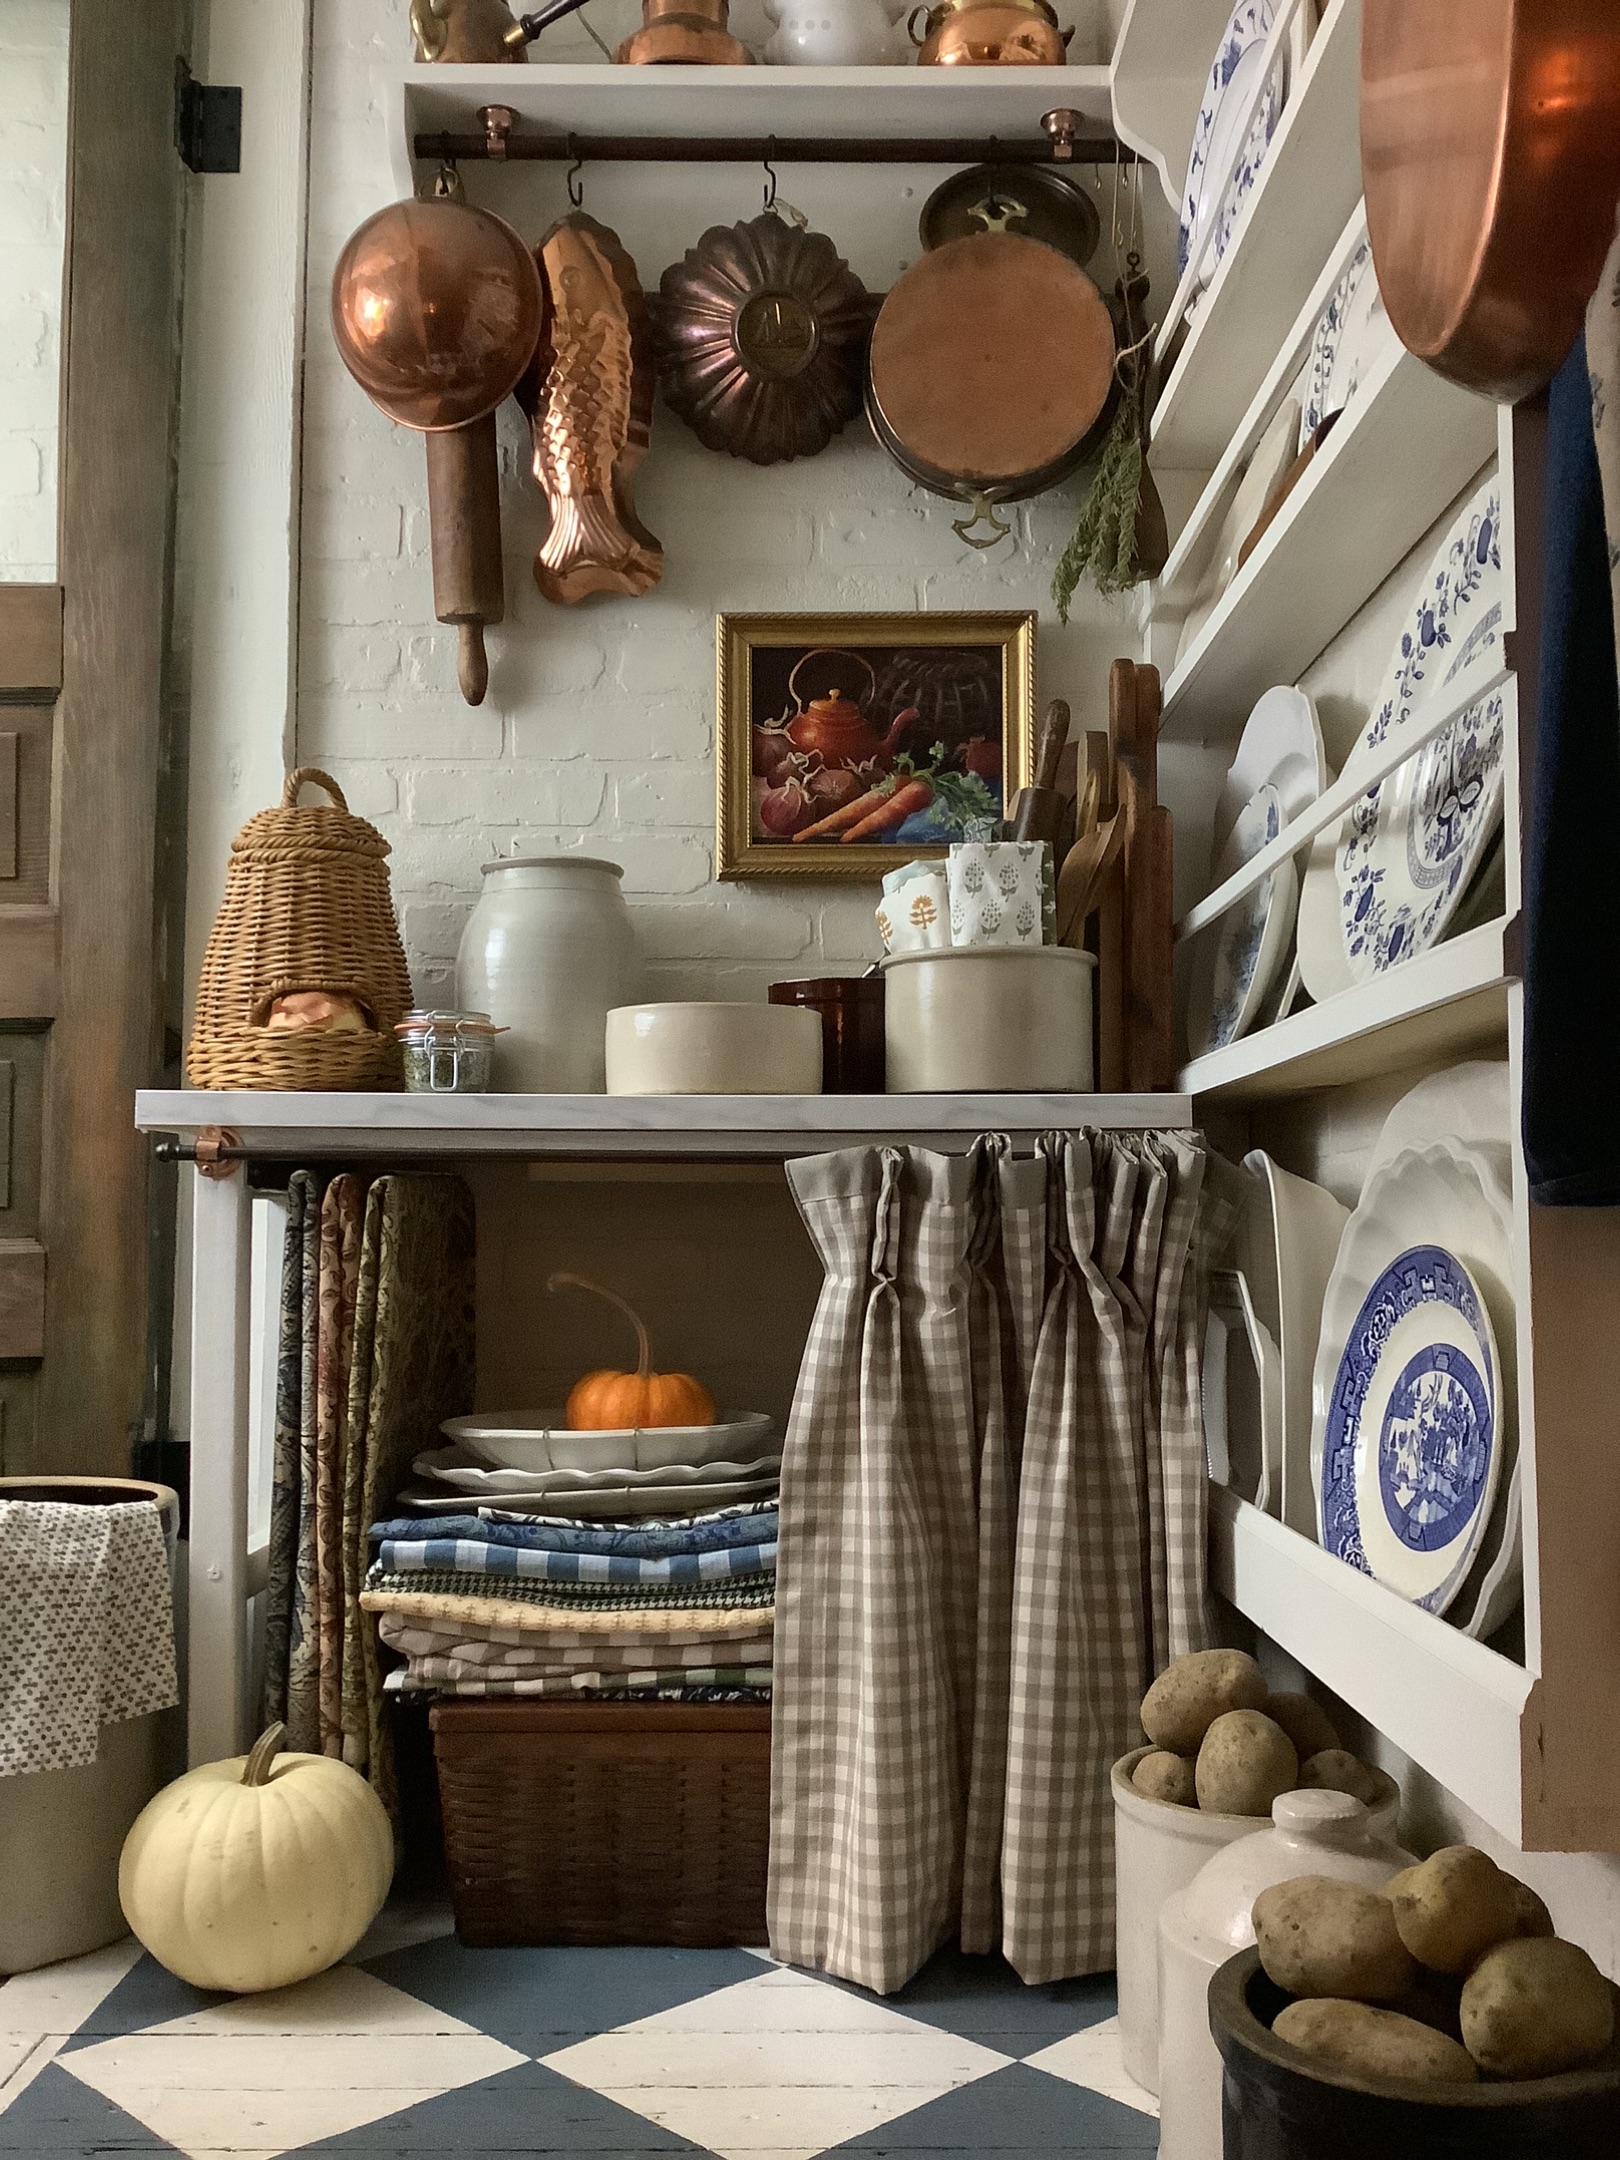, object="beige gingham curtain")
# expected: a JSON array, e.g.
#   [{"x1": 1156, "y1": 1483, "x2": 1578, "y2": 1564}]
[{"x1": 769, "y1": 1131, "x2": 1233, "y2": 1994}]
